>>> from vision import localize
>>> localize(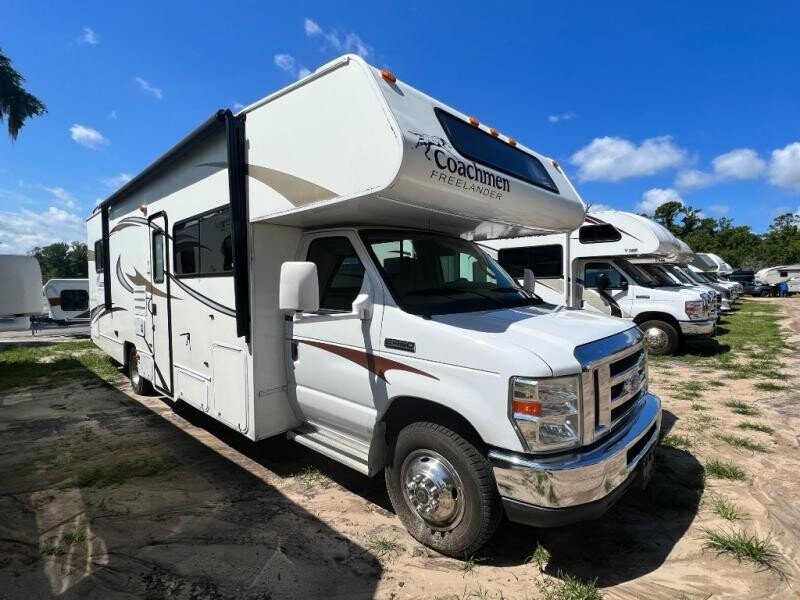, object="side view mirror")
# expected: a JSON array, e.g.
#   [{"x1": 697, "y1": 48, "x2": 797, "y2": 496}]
[
  {"x1": 522, "y1": 268, "x2": 536, "y2": 294},
  {"x1": 279, "y1": 262, "x2": 319, "y2": 313},
  {"x1": 596, "y1": 273, "x2": 610, "y2": 292},
  {"x1": 352, "y1": 277, "x2": 374, "y2": 320},
  {"x1": 620, "y1": 279, "x2": 629, "y2": 291}
]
